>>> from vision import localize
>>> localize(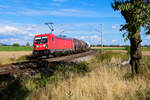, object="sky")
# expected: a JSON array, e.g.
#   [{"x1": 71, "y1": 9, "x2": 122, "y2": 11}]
[{"x1": 0, "y1": 0, "x2": 149, "y2": 46}]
